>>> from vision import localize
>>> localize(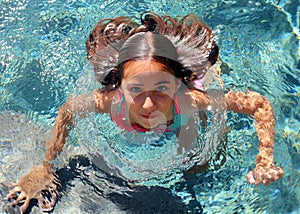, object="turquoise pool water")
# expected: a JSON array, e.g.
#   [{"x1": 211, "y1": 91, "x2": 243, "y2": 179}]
[{"x1": 1, "y1": 0, "x2": 299, "y2": 213}]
